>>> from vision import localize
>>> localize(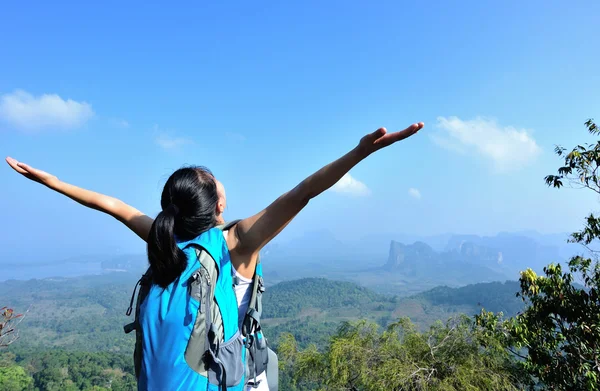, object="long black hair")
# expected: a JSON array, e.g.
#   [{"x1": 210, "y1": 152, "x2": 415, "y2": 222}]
[{"x1": 147, "y1": 166, "x2": 219, "y2": 288}]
